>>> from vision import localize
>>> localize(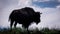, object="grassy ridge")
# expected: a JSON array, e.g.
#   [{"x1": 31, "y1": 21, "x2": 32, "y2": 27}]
[{"x1": 0, "y1": 28, "x2": 60, "y2": 34}]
